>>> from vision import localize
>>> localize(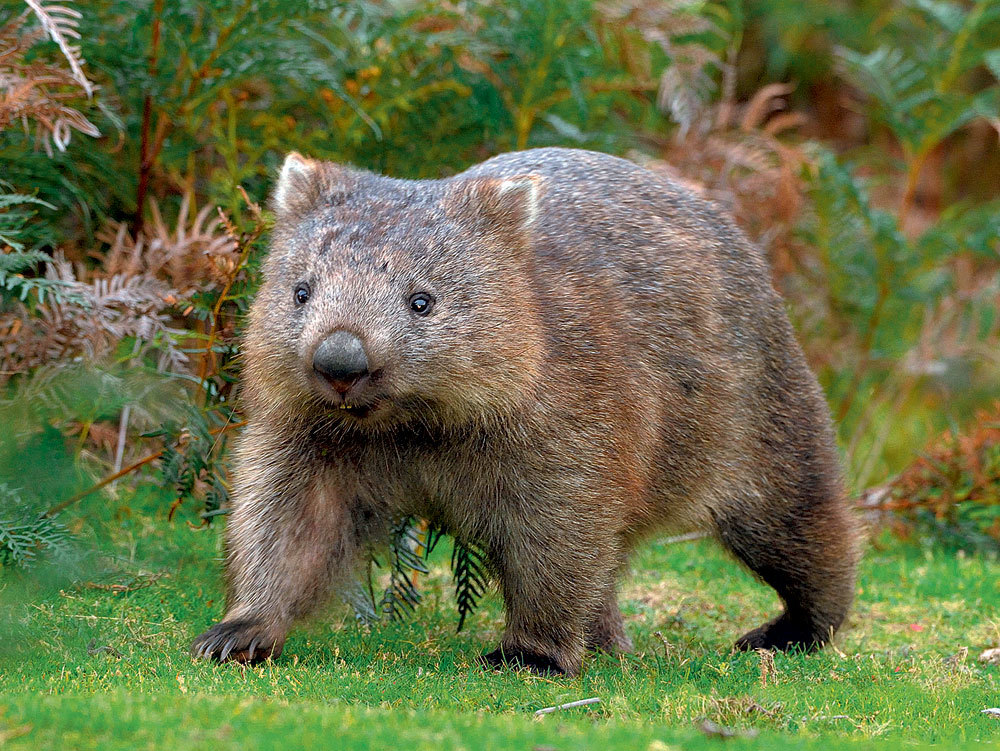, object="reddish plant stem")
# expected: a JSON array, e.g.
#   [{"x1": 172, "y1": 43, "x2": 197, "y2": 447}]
[{"x1": 135, "y1": 0, "x2": 165, "y2": 234}]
